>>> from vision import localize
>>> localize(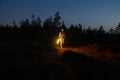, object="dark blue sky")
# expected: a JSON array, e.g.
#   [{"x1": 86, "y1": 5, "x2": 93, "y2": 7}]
[{"x1": 0, "y1": 0, "x2": 120, "y2": 30}]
